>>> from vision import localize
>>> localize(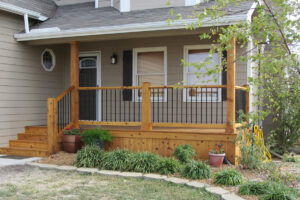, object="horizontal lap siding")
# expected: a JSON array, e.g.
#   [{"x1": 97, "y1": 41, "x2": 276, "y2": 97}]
[
  {"x1": 69, "y1": 35, "x2": 247, "y2": 124},
  {"x1": 0, "y1": 11, "x2": 66, "y2": 147},
  {"x1": 131, "y1": 0, "x2": 184, "y2": 11}
]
